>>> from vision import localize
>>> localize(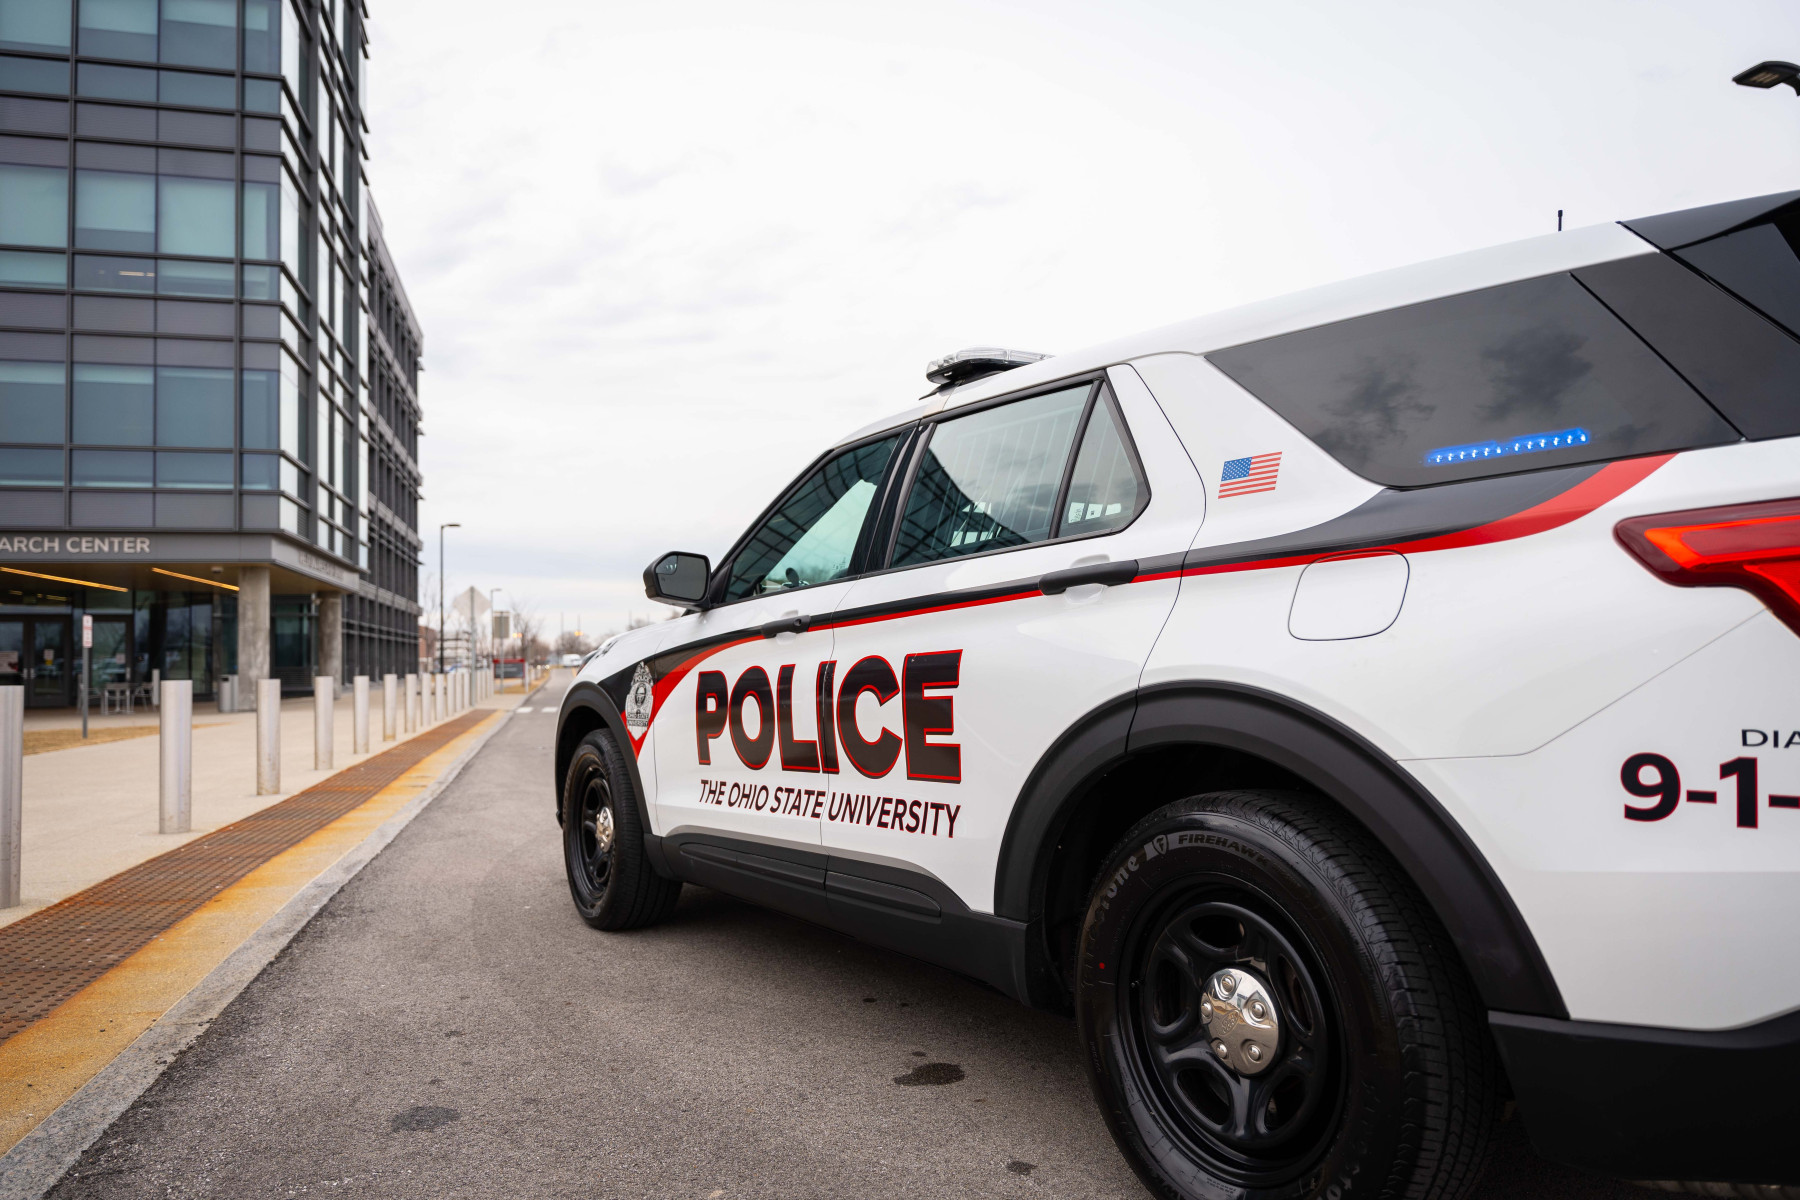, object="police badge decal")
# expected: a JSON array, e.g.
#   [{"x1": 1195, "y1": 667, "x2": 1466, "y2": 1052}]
[{"x1": 623, "y1": 662, "x2": 655, "y2": 733}]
